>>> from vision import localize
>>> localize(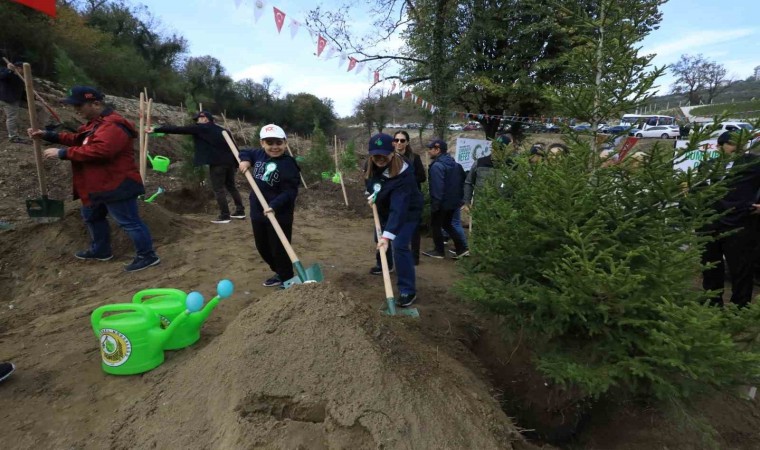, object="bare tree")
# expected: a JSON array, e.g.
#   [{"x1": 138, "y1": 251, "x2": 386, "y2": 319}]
[
  {"x1": 670, "y1": 54, "x2": 707, "y2": 105},
  {"x1": 703, "y1": 61, "x2": 732, "y2": 104}
]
